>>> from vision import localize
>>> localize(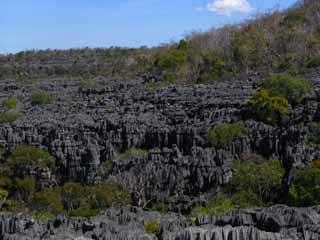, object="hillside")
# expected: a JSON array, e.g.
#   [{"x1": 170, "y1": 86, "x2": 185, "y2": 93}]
[{"x1": 0, "y1": 0, "x2": 320, "y2": 239}]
